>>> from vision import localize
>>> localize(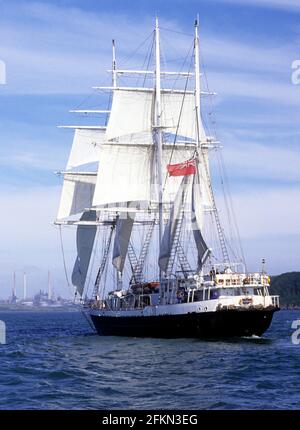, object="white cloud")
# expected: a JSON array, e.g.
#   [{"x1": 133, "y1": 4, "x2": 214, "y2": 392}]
[
  {"x1": 0, "y1": 0, "x2": 298, "y2": 106},
  {"x1": 218, "y1": 141, "x2": 300, "y2": 182},
  {"x1": 0, "y1": 2, "x2": 169, "y2": 94},
  {"x1": 214, "y1": 185, "x2": 300, "y2": 274},
  {"x1": 225, "y1": 186, "x2": 300, "y2": 238},
  {"x1": 0, "y1": 185, "x2": 75, "y2": 296},
  {"x1": 0, "y1": 149, "x2": 64, "y2": 172},
  {"x1": 211, "y1": 0, "x2": 300, "y2": 13},
  {"x1": 207, "y1": 71, "x2": 300, "y2": 106},
  {"x1": 201, "y1": 36, "x2": 294, "y2": 75}
]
